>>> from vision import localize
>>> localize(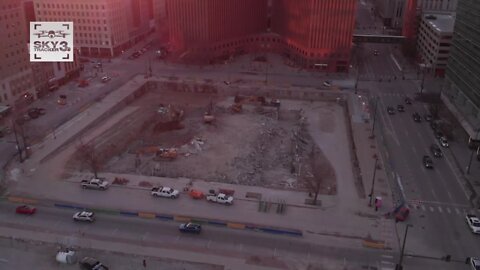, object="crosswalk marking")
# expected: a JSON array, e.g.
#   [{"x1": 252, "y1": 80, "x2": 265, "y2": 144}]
[
  {"x1": 381, "y1": 254, "x2": 394, "y2": 259},
  {"x1": 446, "y1": 207, "x2": 451, "y2": 214},
  {"x1": 438, "y1": 206, "x2": 443, "y2": 213},
  {"x1": 429, "y1": 206, "x2": 434, "y2": 212},
  {"x1": 455, "y1": 208, "x2": 460, "y2": 214},
  {"x1": 421, "y1": 205, "x2": 426, "y2": 211}
]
